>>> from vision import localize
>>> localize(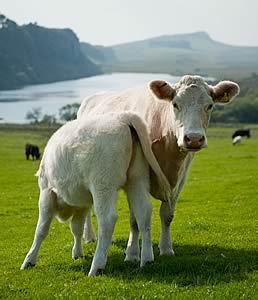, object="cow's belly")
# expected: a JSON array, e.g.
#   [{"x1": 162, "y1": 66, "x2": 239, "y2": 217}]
[
  {"x1": 54, "y1": 188, "x2": 93, "y2": 223},
  {"x1": 55, "y1": 184, "x2": 93, "y2": 209}
]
